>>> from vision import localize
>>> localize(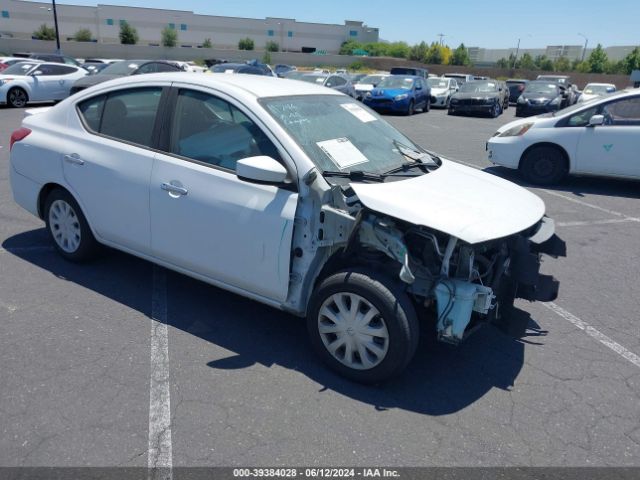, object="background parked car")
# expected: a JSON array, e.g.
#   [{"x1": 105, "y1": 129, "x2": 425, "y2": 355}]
[
  {"x1": 299, "y1": 73, "x2": 355, "y2": 97},
  {"x1": 363, "y1": 75, "x2": 430, "y2": 115},
  {"x1": 448, "y1": 80, "x2": 505, "y2": 117},
  {"x1": 70, "y1": 60, "x2": 183, "y2": 94},
  {"x1": 536, "y1": 74, "x2": 578, "y2": 106},
  {"x1": 0, "y1": 61, "x2": 86, "y2": 107},
  {"x1": 282, "y1": 70, "x2": 307, "y2": 81},
  {"x1": 210, "y1": 63, "x2": 270, "y2": 76},
  {"x1": 516, "y1": 81, "x2": 565, "y2": 117},
  {"x1": 443, "y1": 73, "x2": 474, "y2": 85},
  {"x1": 274, "y1": 64, "x2": 296, "y2": 77},
  {"x1": 427, "y1": 77, "x2": 458, "y2": 108},
  {"x1": 390, "y1": 66, "x2": 429, "y2": 79},
  {"x1": 577, "y1": 83, "x2": 616, "y2": 103},
  {"x1": 13, "y1": 52, "x2": 81, "y2": 67},
  {"x1": 0, "y1": 56, "x2": 42, "y2": 72},
  {"x1": 353, "y1": 74, "x2": 389, "y2": 101},
  {"x1": 506, "y1": 79, "x2": 528, "y2": 104}
]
